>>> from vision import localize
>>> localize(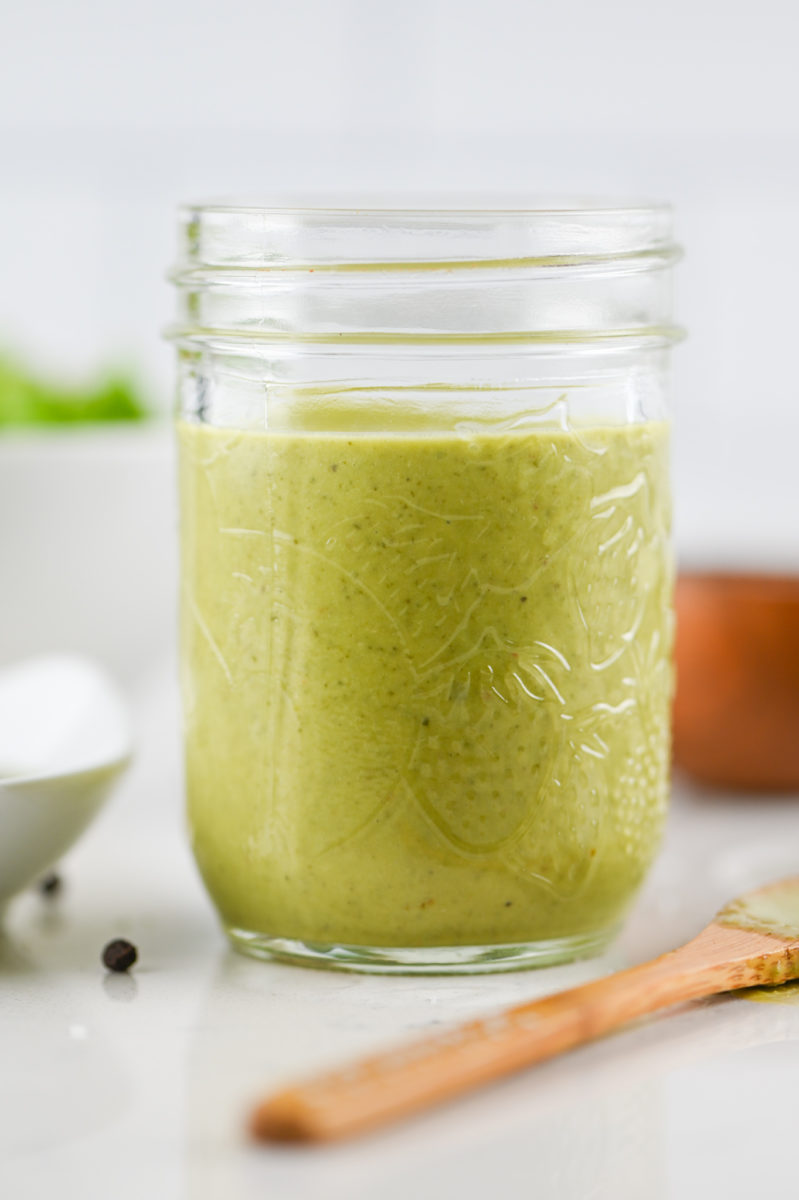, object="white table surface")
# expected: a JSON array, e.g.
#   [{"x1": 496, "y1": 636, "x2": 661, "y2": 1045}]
[{"x1": 3, "y1": 667, "x2": 799, "y2": 1200}]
